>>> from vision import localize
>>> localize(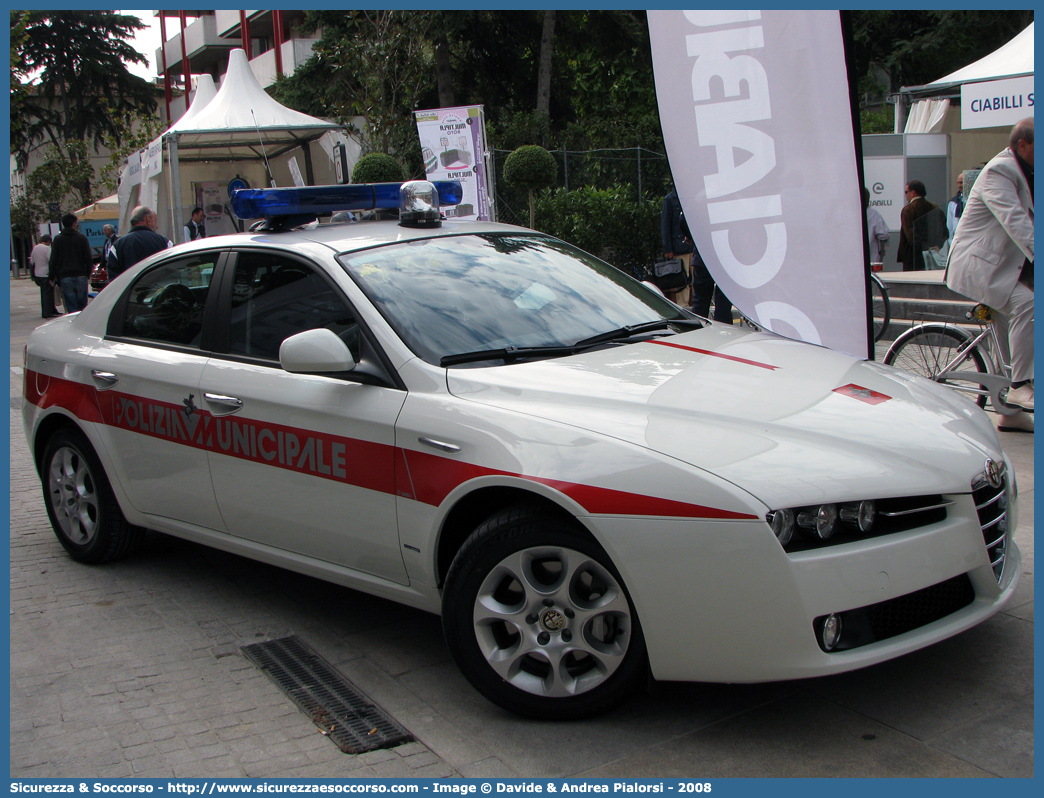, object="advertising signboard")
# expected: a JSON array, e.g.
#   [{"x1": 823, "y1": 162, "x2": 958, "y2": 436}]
[{"x1": 414, "y1": 106, "x2": 492, "y2": 221}]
